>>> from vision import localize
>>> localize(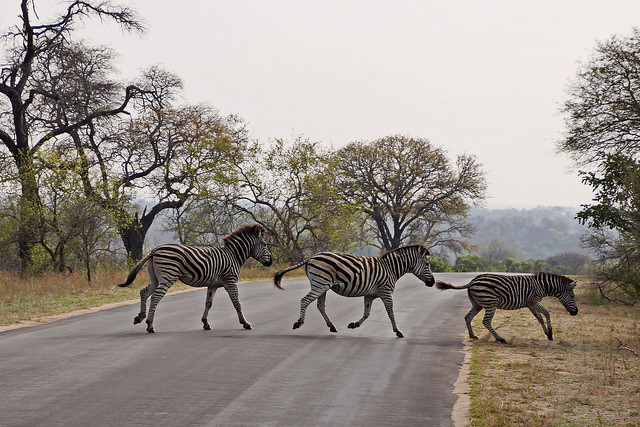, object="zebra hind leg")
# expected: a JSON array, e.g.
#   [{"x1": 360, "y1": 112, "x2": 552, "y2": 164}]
[
  {"x1": 134, "y1": 285, "x2": 152, "y2": 325},
  {"x1": 464, "y1": 306, "x2": 481, "y2": 340},
  {"x1": 316, "y1": 293, "x2": 337, "y2": 332},
  {"x1": 482, "y1": 307, "x2": 506, "y2": 343},
  {"x1": 348, "y1": 295, "x2": 375, "y2": 330},
  {"x1": 201, "y1": 286, "x2": 219, "y2": 330},
  {"x1": 294, "y1": 284, "x2": 329, "y2": 330},
  {"x1": 145, "y1": 282, "x2": 173, "y2": 333}
]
